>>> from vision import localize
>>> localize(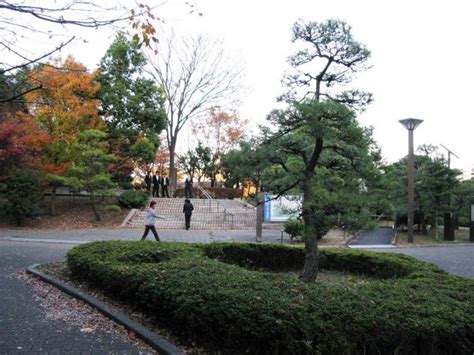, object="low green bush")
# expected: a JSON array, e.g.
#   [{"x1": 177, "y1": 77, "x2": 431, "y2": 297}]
[
  {"x1": 284, "y1": 219, "x2": 304, "y2": 240},
  {"x1": 204, "y1": 242, "x2": 305, "y2": 271},
  {"x1": 118, "y1": 190, "x2": 148, "y2": 209},
  {"x1": 5, "y1": 171, "x2": 43, "y2": 225},
  {"x1": 100, "y1": 204, "x2": 121, "y2": 212},
  {"x1": 67, "y1": 241, "x2": 474, "y2": 354}
]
